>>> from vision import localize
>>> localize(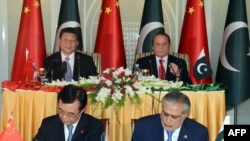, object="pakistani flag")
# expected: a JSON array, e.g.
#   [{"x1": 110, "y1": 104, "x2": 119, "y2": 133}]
[
  {"x1": 136, "y1": 0, "x2": 165, "y2": 53},
  {"x1": 53, "y1": 0, "x2": 83, "y2": 52},
  {"x1": 215, "y1": 0, "x2": 250, "y2": 110},
  {"x1": 193, "y1": 48, "x2": 213, "y2": 80},
  {"x1": 215, "y1": 116, "x2": 230, "y2": 141}
]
